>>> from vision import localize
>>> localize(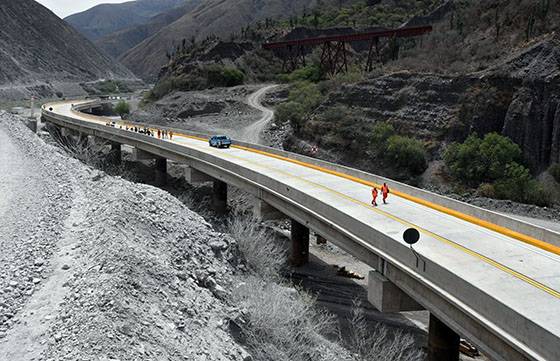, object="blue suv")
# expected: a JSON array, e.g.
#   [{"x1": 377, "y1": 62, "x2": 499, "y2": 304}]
[{"x1": 209, "y1": 135, "x2": 232, "y2": 149}]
